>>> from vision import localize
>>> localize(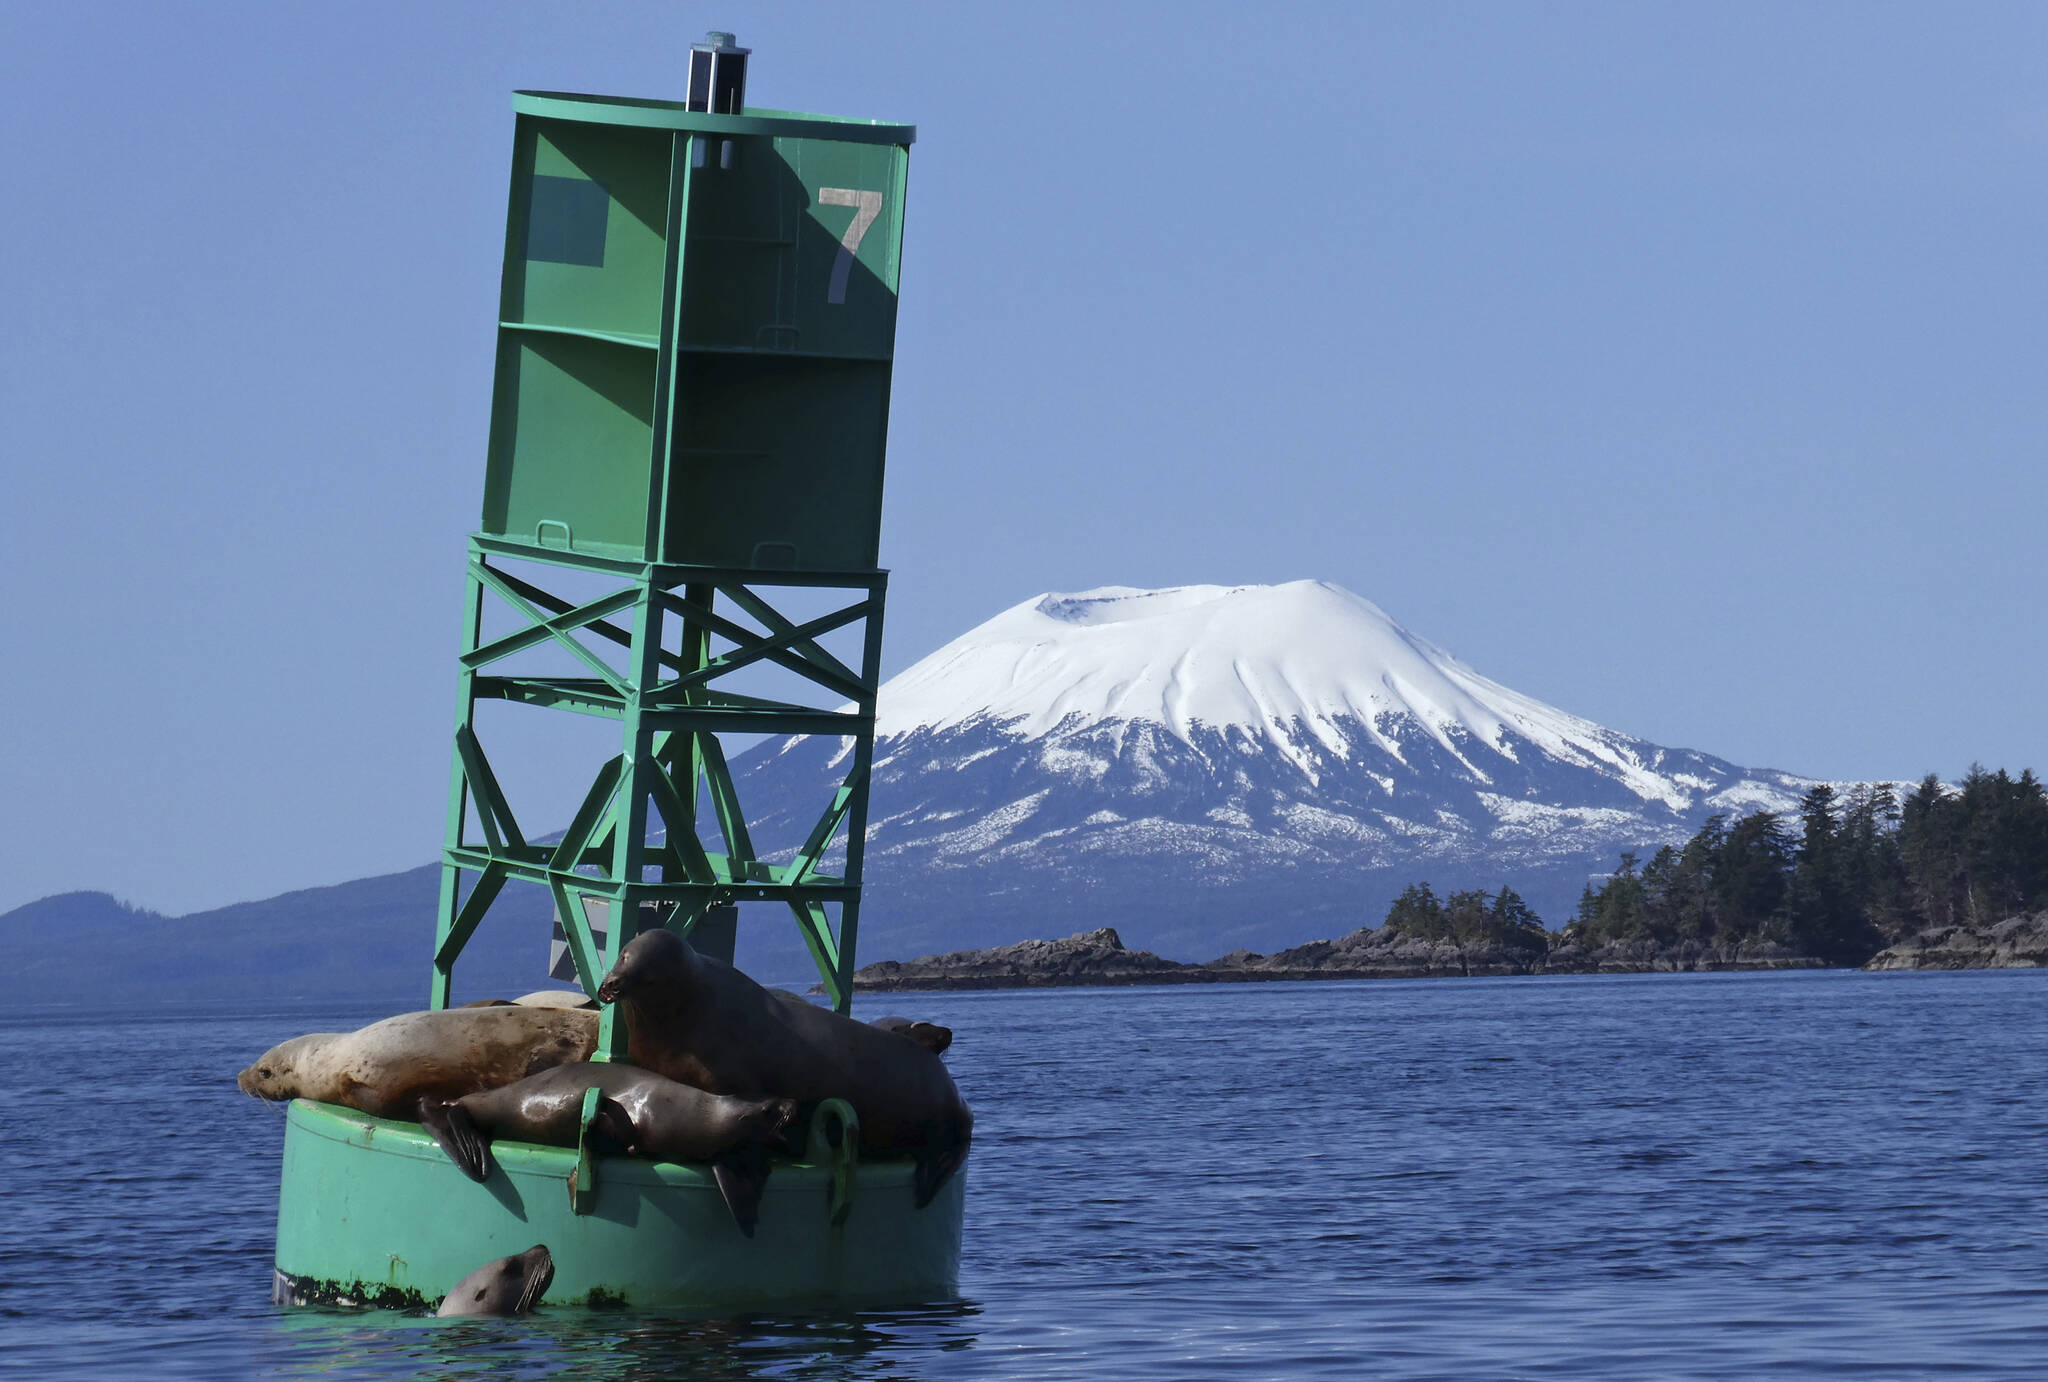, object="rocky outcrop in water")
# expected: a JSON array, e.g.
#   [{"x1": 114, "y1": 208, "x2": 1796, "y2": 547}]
[
  {"x1": 849, "y1": 929, "x2": 1193, "y2": 991},
  {"x1": 846, "y1": 926, "x2": 1828, "y2": 991},
  {"x1": 1864, "y1": 913, "x2": 2048, "y2": 970},
  {"x1": 1202, "y1": 929, "x2": 1542, "y2": 979},
  {"x1": 1538, "y1": 937, "x2": 1824, "y2": 974}
]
